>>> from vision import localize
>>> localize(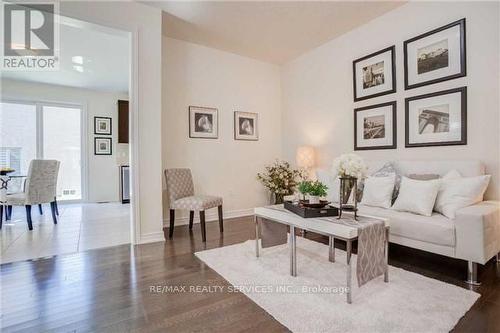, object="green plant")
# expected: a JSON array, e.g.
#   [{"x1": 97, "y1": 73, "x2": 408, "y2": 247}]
[
  {"x1": 307, "y1": 181, "x2": 328, "y2": 197},
  {"x1": 297, "y1": 181, "x2": 312, "y2": 195}
]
